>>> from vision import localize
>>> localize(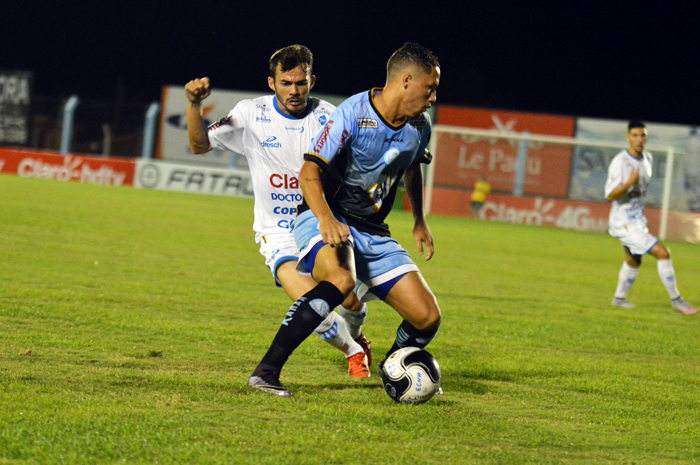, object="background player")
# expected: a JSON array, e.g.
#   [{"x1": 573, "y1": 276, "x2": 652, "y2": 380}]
[
  {"x1": 605, "y1": 120, "x2": 697, "y2": 315},
  {"x1": 185, "y1": 45, "x2": 371, "y2": 378},
  {"x1": 248, "y1": 43, "x2": 442, "y2": 397}
]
